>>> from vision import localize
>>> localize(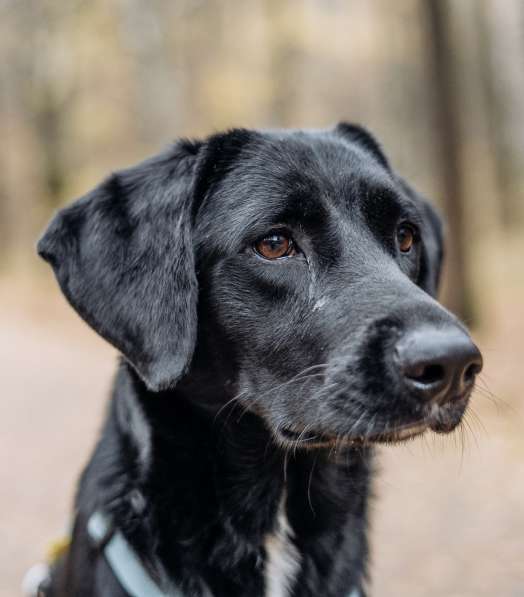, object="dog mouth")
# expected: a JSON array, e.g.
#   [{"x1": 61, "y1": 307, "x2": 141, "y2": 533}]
[
  {"x1": 278, "y1": 393, "x2": 471, "y2": 449},
  {"x1": 279, "y1": 421, "x2": 428, "y2": 447}
]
